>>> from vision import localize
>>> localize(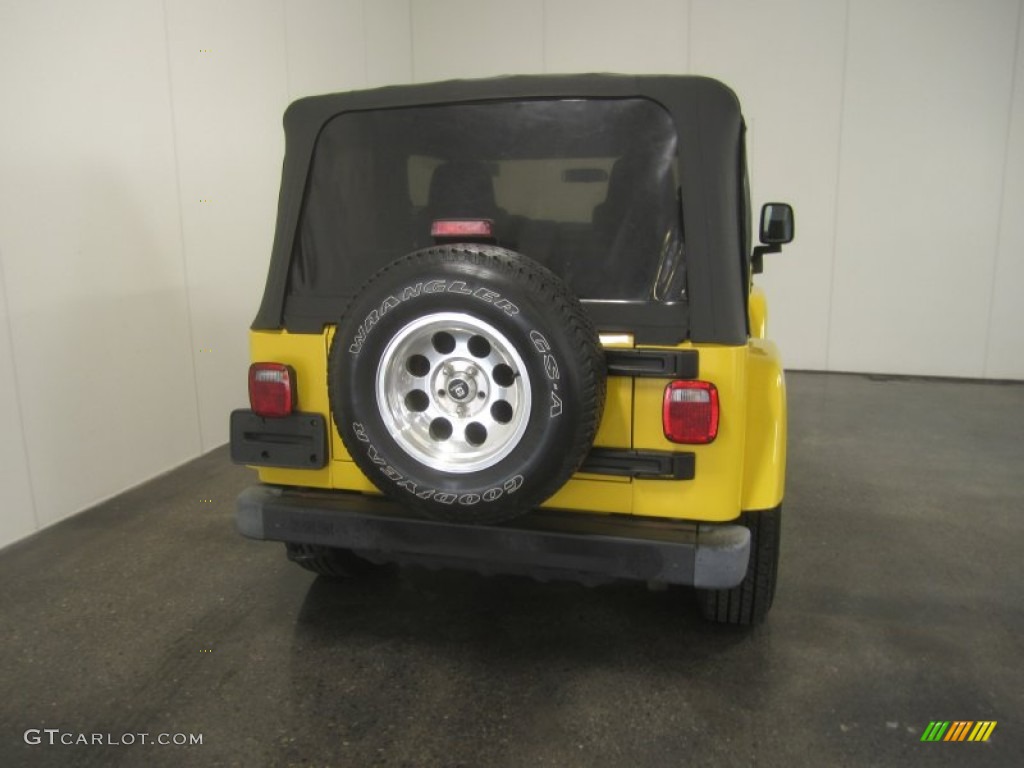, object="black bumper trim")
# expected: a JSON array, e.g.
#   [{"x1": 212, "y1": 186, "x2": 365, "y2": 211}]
[
  {"x1": 236, "y1": 485, "x2": 750, "y2": 589},
  {"x1": 580, "y1": 448, "x2": 695, "y2": 480},
  {"x1": 605, "y1": 348, "x2": 698, "y2": 378},
  {"x1": 229, "y1": 410, "x2": 327, "y2": 469}
]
